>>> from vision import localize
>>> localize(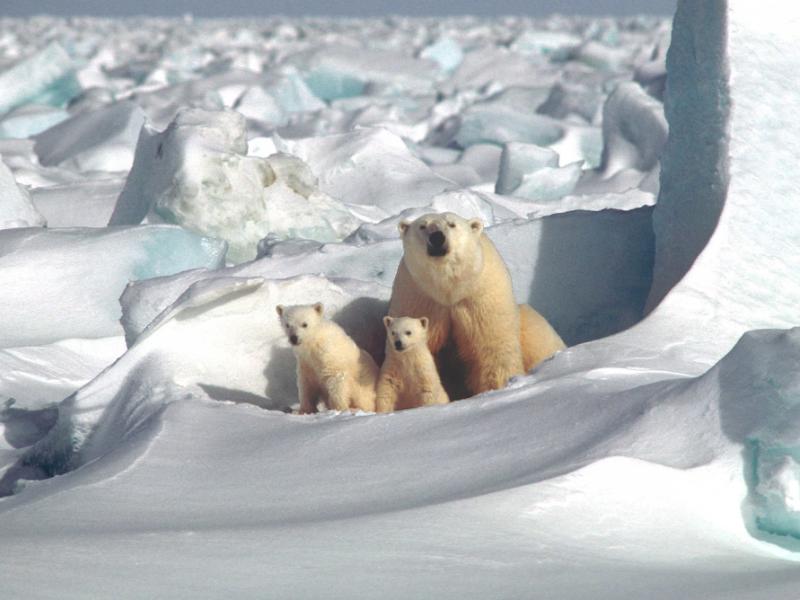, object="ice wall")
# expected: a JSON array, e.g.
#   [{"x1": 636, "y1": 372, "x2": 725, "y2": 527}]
[{"x1": 636, "y1": 0, "x2": 800, "y2": 363}]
